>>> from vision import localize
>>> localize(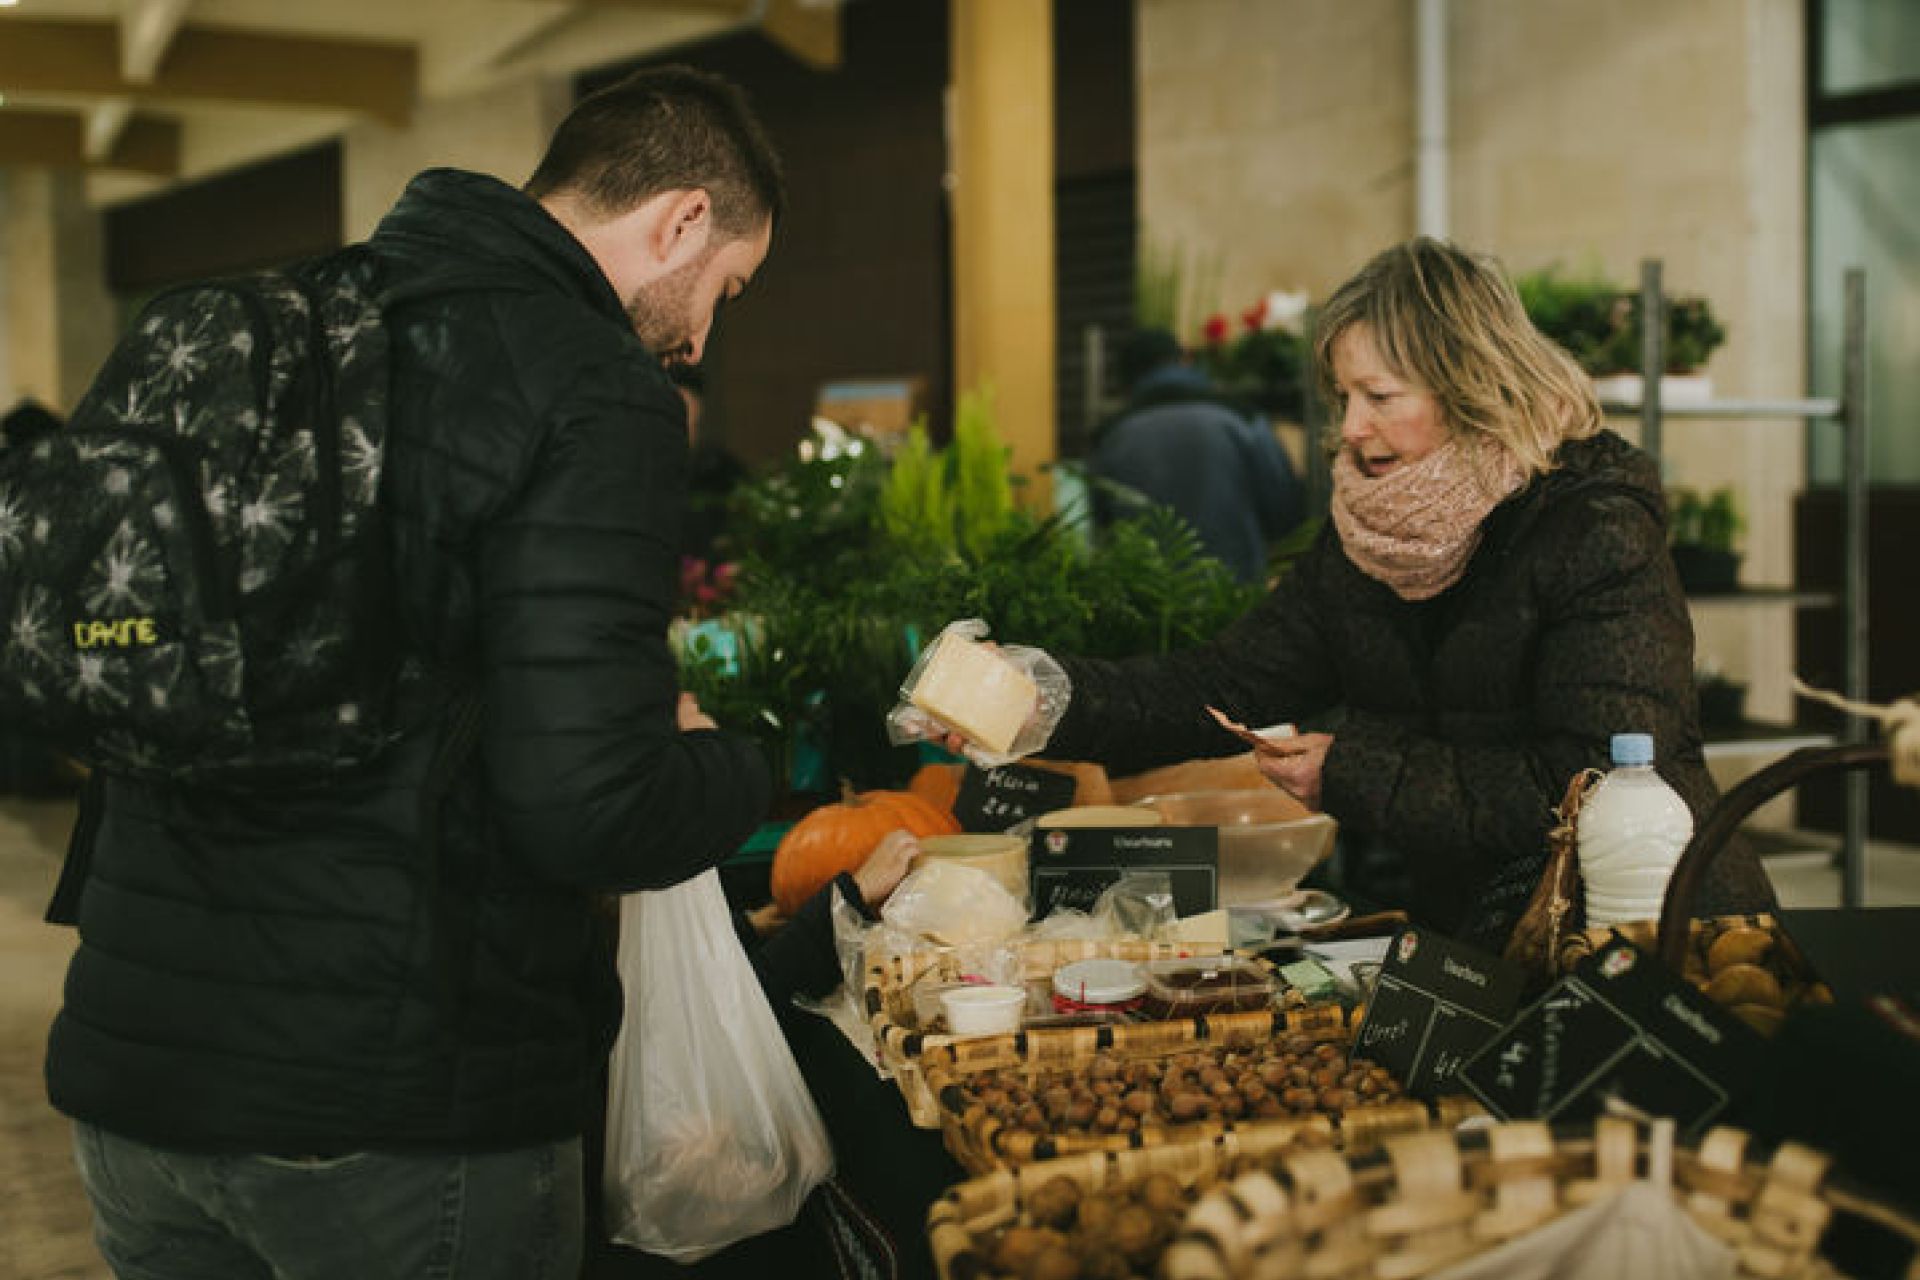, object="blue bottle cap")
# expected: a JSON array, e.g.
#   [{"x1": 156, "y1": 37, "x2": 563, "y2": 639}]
[{"x1": 1610, "y1": 733, "x2": 1655, "y2": 766}]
